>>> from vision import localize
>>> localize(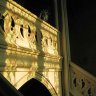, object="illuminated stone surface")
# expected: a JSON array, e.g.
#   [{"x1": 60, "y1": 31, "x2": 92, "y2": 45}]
[{"x1": 0, "y1": 0, "x2": 62, "y2": 96}]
